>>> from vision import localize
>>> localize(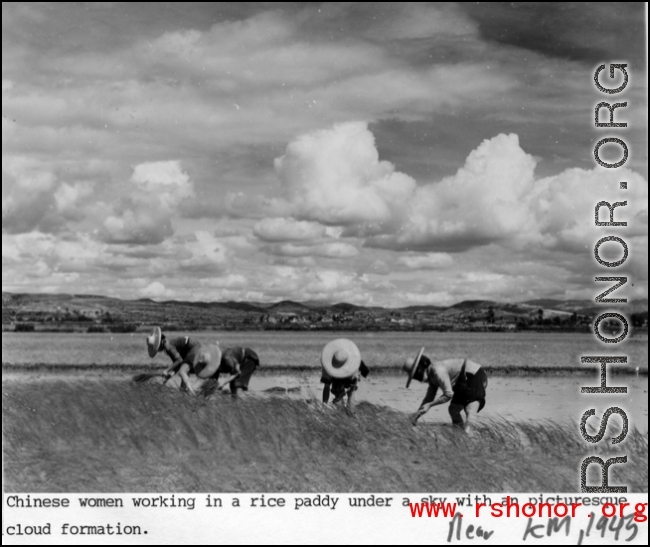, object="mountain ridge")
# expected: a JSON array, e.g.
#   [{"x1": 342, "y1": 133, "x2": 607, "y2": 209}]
[{"x1": 3, "y1": 292, "x2": 647, "y2": 315}]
